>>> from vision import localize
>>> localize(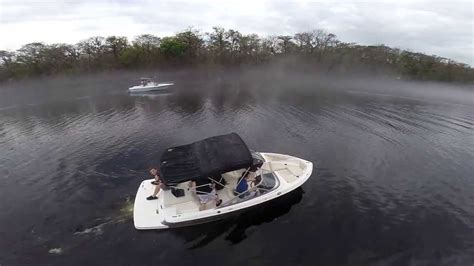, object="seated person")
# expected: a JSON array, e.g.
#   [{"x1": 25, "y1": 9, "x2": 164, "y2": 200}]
[
  {"x1": 147, "y1": 167, "x2": 166, "y2": 200},
  {"x1": 189, "y1": 178, "x2": 222, "y2": 211},
  {"x1": 249, "y1": 174, "x2": 262, "y2": 196},
  {"x1": 249, "y1": 174, "x2": 262, "y2": 187},
  {"x1": 235, "y1": 167, "x2": 262, "y2": 198},
  {"x1": 235, "y1": 175, "x2": 249, "y2": 196}
]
